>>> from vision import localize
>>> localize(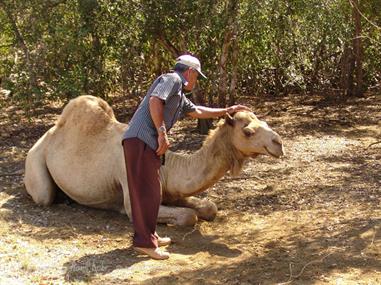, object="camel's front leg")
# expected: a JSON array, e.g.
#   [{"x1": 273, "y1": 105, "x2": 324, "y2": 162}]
[
  {"x1": 168, "y1": 197, "x2": 218, "y2": 221},
  {"x1": 157, "y1": 205, "x2": 198, "y2": 226}
]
